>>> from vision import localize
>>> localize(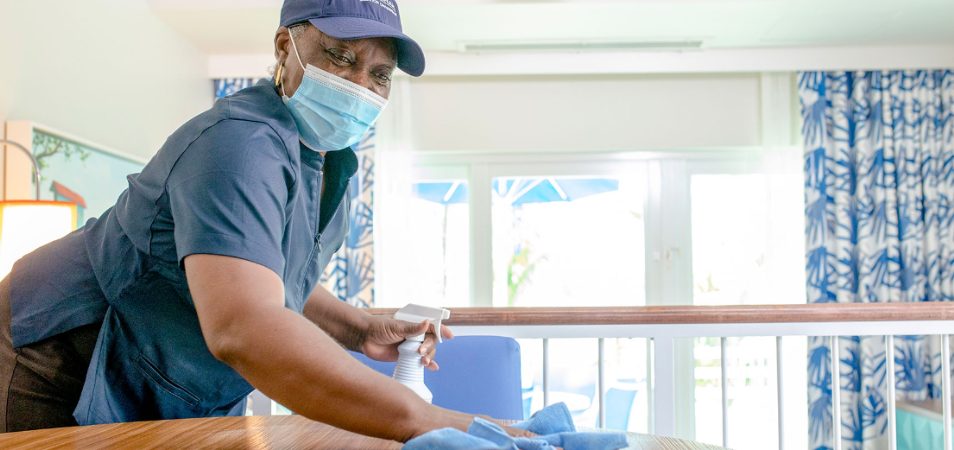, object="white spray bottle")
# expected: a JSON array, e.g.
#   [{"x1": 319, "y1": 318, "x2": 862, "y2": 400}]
[{"x1": 392, "y1": 304, "x2": 451, "y2": 403}]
